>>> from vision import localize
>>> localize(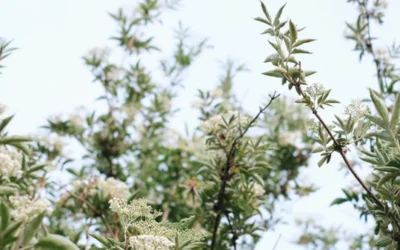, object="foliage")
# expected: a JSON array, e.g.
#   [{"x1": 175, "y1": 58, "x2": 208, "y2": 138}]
[
  {"x1": 0, "y1": 0, "x2": 316, "y2": 249},
  {"x1": 257, "y1": 0, "x2": 400, "y2": 249}
]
